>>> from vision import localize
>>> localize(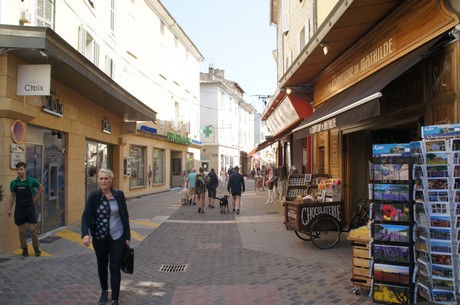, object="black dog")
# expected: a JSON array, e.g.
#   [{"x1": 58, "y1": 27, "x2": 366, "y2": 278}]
[{"x1": 216, "y1": 195, "x2": 229, "y2": 214}]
